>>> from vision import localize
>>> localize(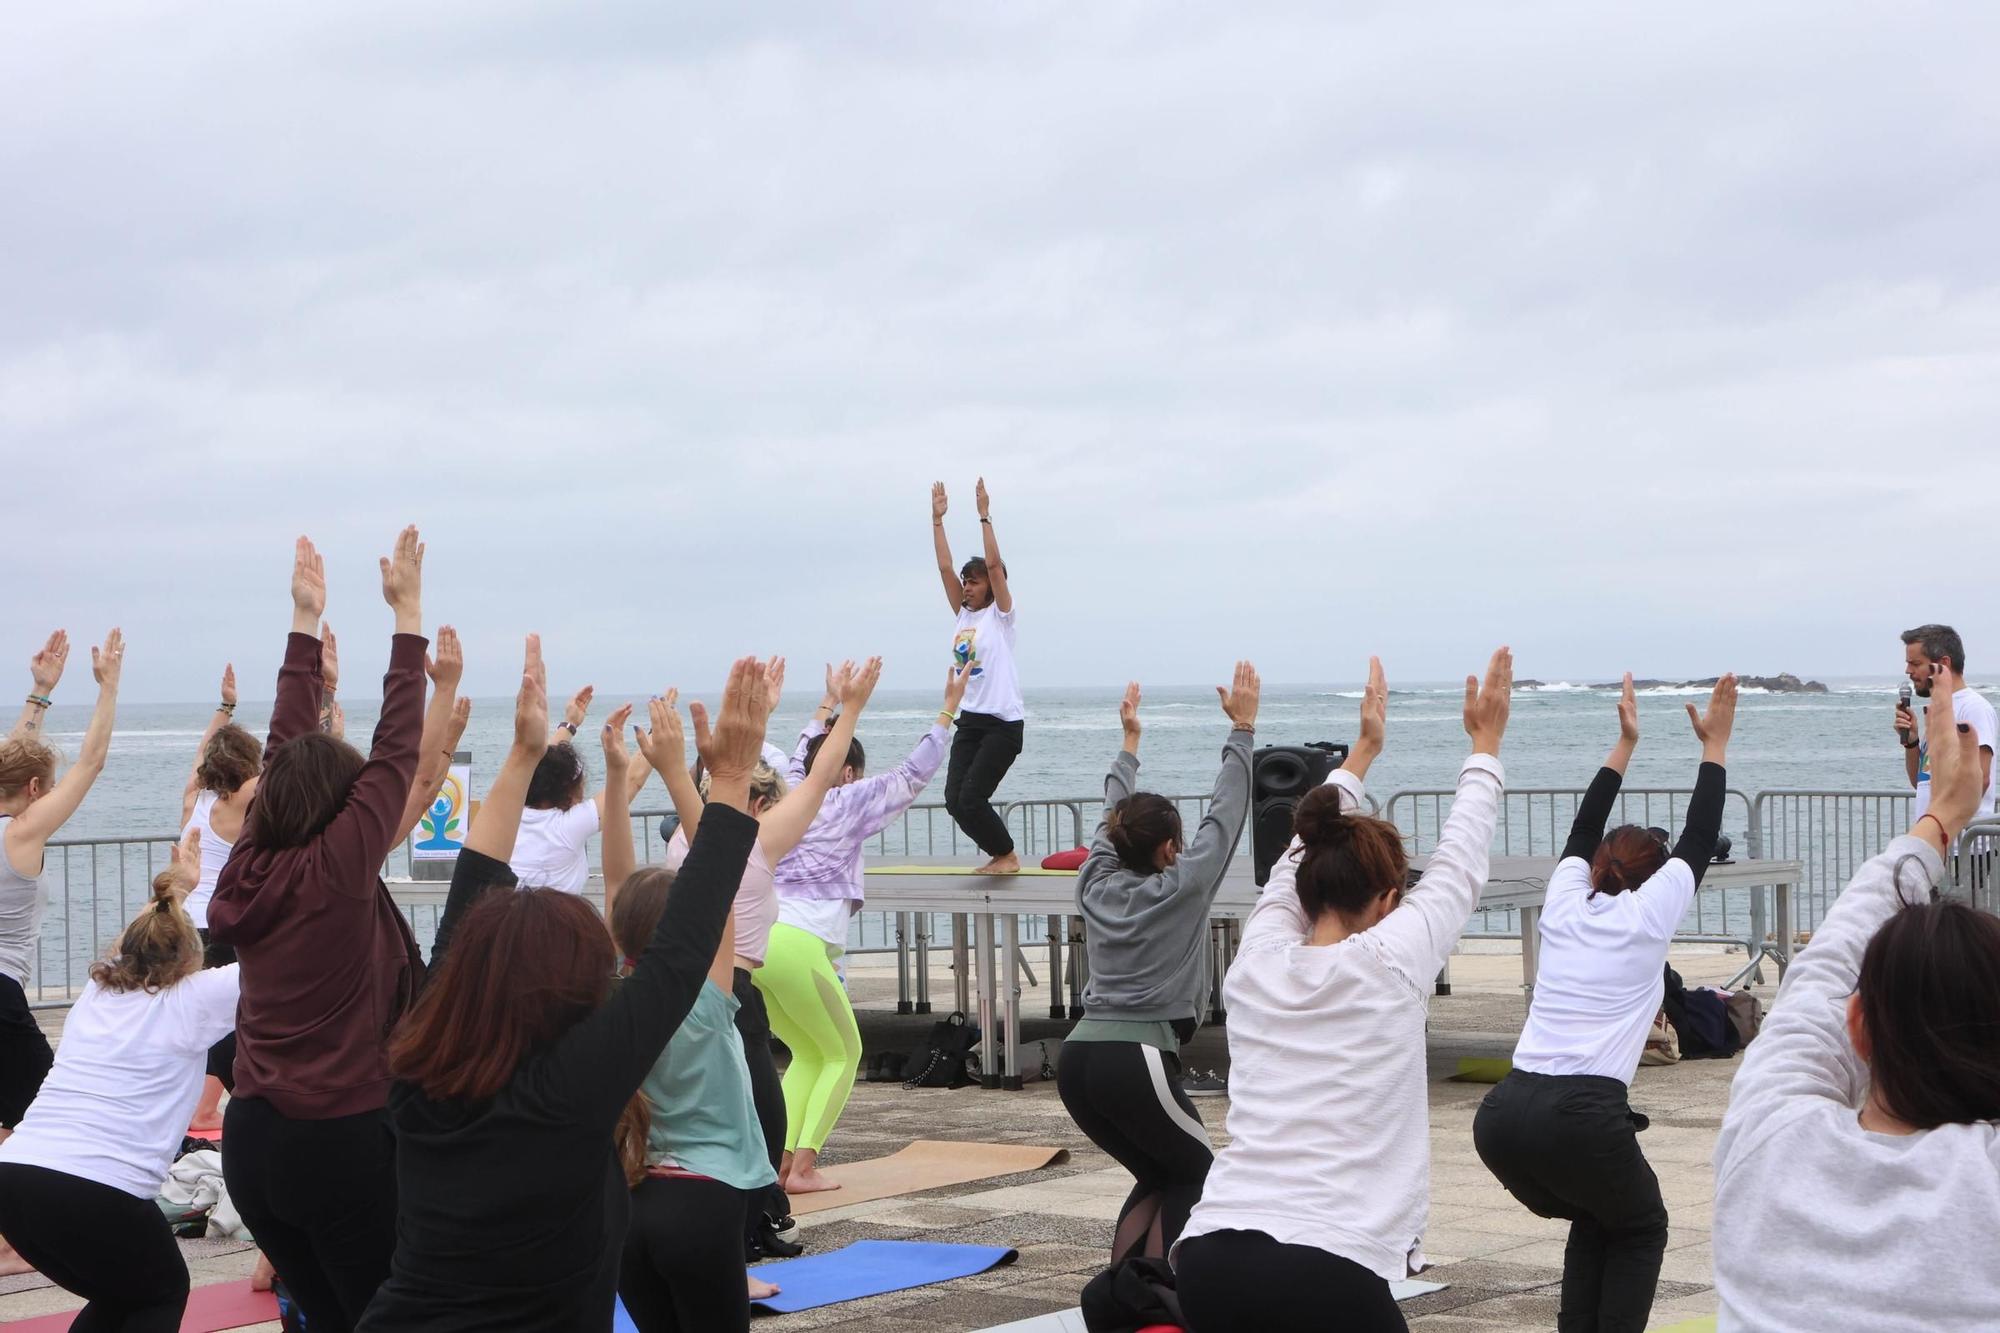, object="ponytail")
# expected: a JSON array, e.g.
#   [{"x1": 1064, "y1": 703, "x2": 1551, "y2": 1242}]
[
  {"x1": 1106, "y1": 794, "x2": 1183, "y2": 874},
  {"x1": 88, "y1": 871, "x2": 203, "y2": 993}
]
